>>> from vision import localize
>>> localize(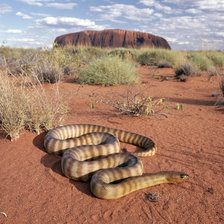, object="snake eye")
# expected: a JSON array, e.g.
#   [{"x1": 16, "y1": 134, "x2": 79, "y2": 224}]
[{"x1": 180, "y1": 173, "x2": 188, "y2": 179}]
